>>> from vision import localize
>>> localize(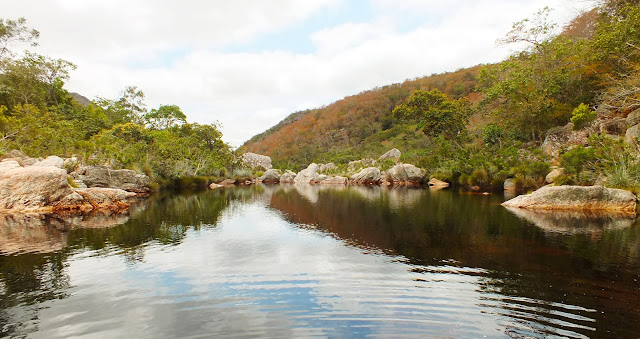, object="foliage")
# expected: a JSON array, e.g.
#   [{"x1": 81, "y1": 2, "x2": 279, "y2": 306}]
[
  {"x1": 392, "y1": 89, "x2": 471, "y2": 139},
  {"x1": 0, "y1": 17, "x2": 235, "y2": 186},
  {"x1": 570, "y1": 103, "x2": 597, "y2": 130}
]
